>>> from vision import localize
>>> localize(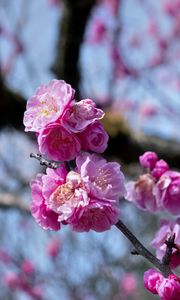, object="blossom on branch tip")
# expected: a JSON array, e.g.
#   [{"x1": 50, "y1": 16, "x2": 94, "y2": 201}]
[
  {"x1": 30, "y1": 153, "x2": 126, "y2": 232},
  {"x1": 144, "y1": 269, "x2": 163, "y2": 294},
  {"x1": 144, "y1": 269, "x2": 180, "y2": 299},
  {"x1": 23, "y1": 79, "x2": 75, "y2": 132}
]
